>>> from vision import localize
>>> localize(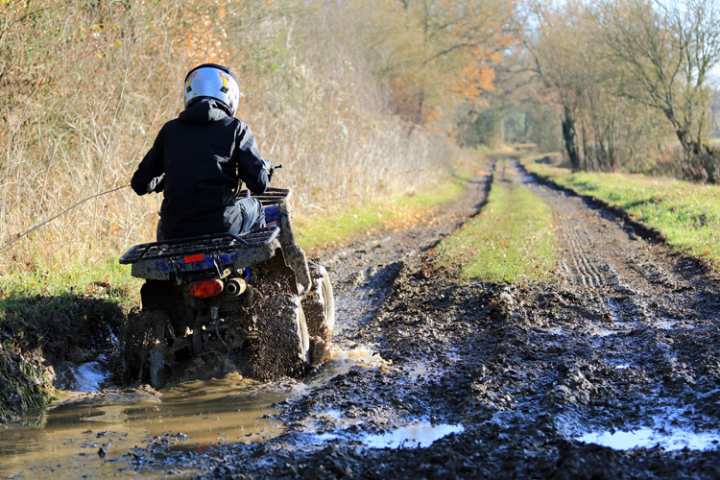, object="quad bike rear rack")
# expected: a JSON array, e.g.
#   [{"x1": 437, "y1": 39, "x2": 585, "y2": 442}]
[
  {"x1": 120, "y1": 227, "x2": 280, "y2": 281},
  {"x1": 120, "y1": 187, "x2": 312, "y2": 292},
  {"x1": 119, "y1": 228, "x2": 280, "y2": 263}
]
